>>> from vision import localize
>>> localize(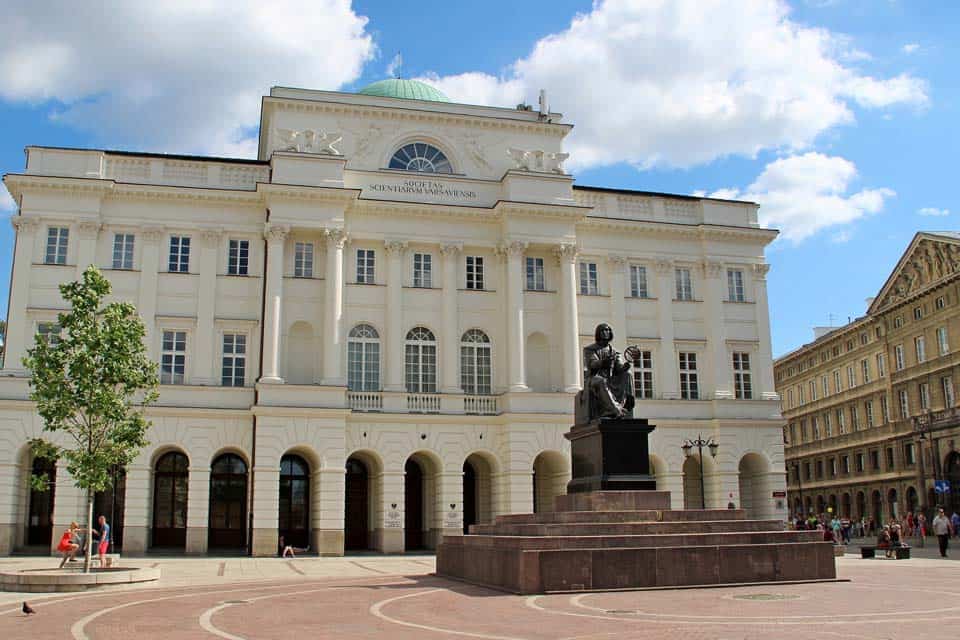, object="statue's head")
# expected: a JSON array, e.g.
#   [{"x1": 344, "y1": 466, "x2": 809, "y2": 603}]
[{"x1": 594, "y1": 323, "x2": 613, "y2": 344}]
